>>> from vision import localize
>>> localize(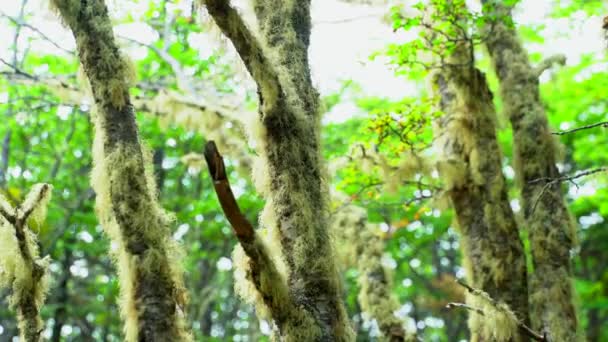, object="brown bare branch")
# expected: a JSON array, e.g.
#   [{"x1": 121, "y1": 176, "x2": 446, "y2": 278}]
[{"x1": 203, "y1": 141, "x2": 254, "y2": 243}]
